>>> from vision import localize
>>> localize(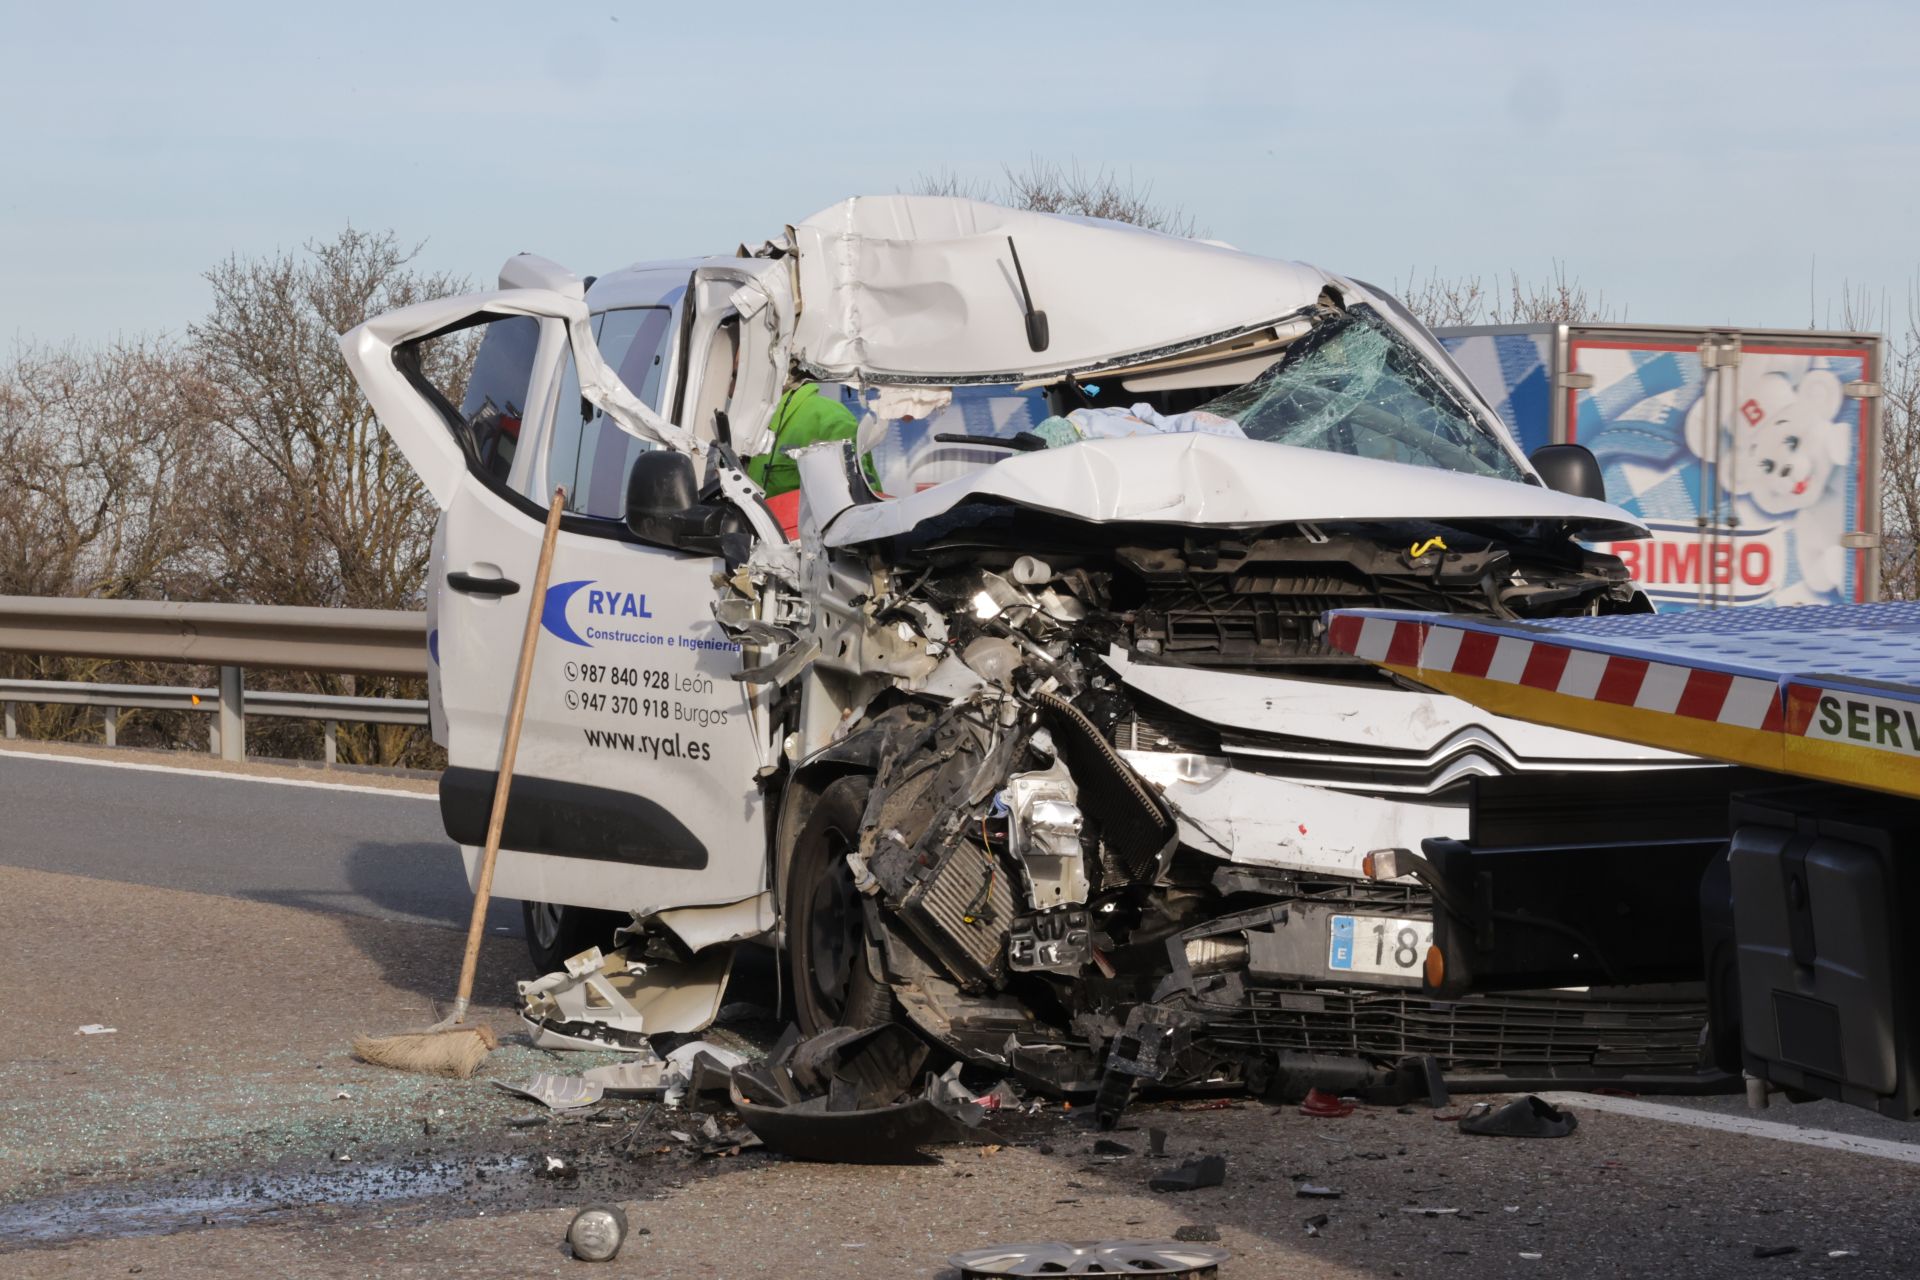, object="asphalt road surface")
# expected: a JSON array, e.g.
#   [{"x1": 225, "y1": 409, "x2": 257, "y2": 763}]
[
  {"x1": 9, "y1": 745, "x2": 1920, "y2": 1276},
  {"x1": 0, "y1": 747, "x2": 518, "y2": 936},
  {"x1": 6, "y1": 744, "x2": 1917, "y2": 1145}
]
